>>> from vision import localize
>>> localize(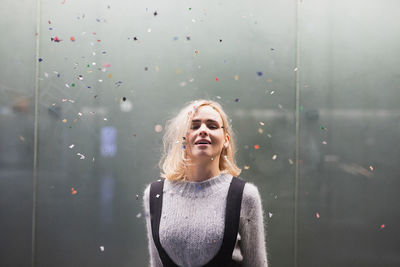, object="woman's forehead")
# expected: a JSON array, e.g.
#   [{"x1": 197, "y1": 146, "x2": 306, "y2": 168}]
[{"x1": 191, "y1": 106, "x2": 223, "y2": 123}]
